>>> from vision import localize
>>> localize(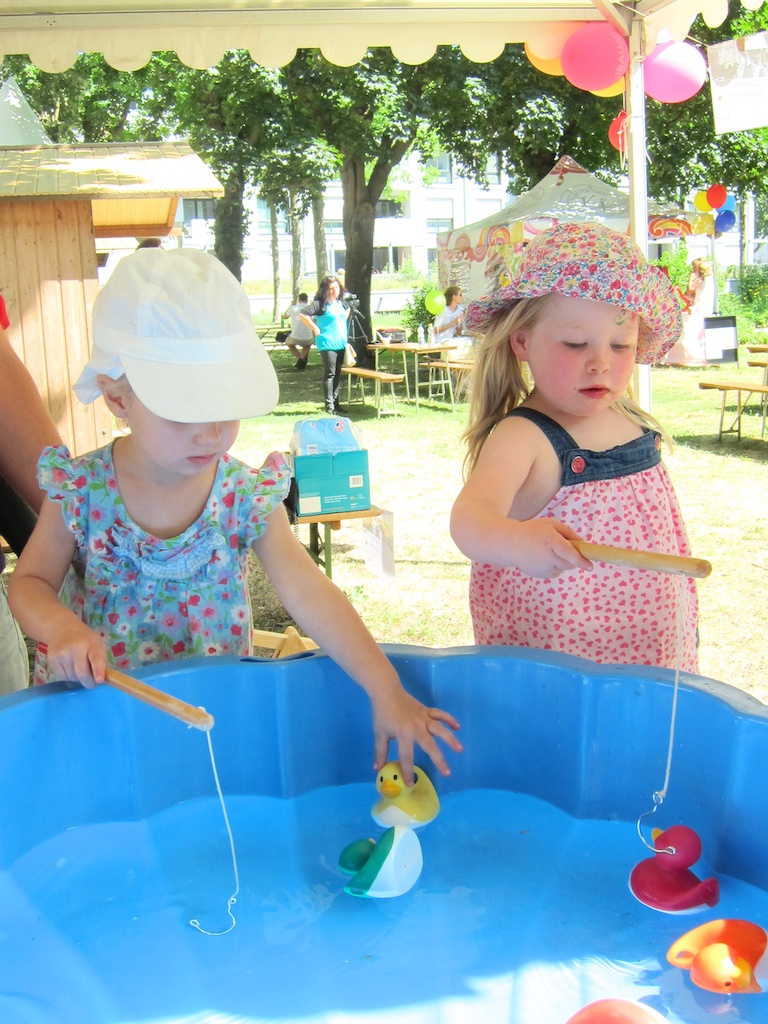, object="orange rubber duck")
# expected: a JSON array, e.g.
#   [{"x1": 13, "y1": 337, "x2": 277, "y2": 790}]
[
  {"x1": 565, "y1": 998, "x2": 667, "y2": 1022},
  {"x1": 667, "y1": 919, "x2": 768, "y2": 993},
  {"x1": 629, "y1": 825, "x2": 719, "y2": 913}
]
